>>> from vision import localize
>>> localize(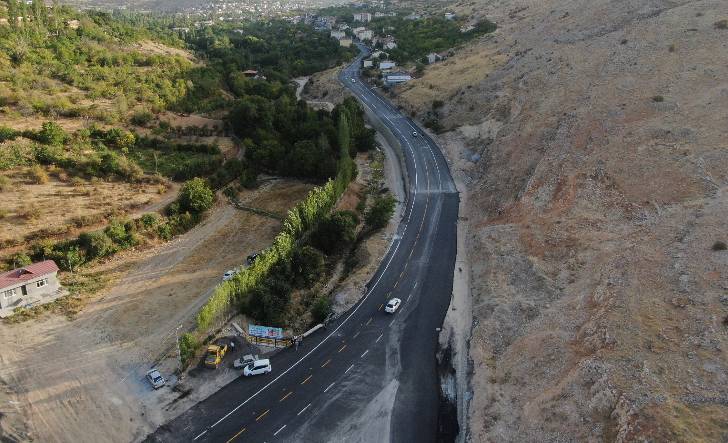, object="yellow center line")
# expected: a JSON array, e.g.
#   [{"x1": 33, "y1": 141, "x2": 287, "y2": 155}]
[
  {"x1": 338, "y1": 344, "x2": 347, "y2": 353},
  {"x1": 301, "y1": 374, "x2": 313, "y2": 385},
  {"x1": 256, "y1": 409, "x2": 269, "y2": 422},
  {"x1": 226, "y1": 427, "x2": 246, "y2": 443},
  {"x1": 279, "y1": 391, "x2": 293, "y2": 402},
  {"x1": 321, "y1": 359, "x2": 331, "y2": 368},
  {"x1": 378, "y1": 303, "x2": 383, "y2": 311}
]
